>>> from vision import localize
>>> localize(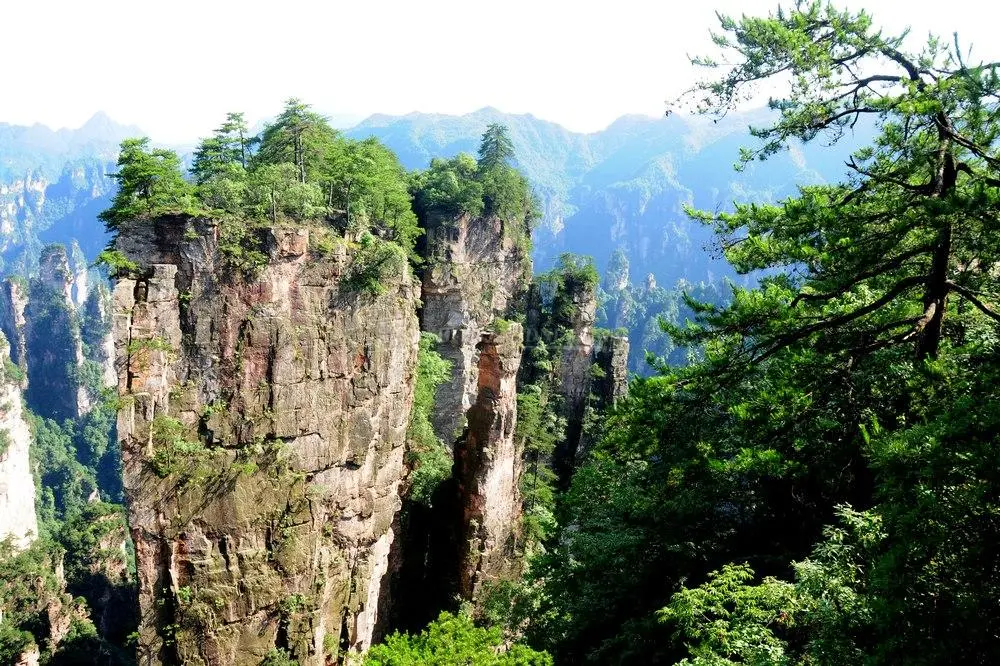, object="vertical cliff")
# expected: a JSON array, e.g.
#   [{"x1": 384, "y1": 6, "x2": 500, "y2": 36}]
[
  {"x1": 80, "y1": 282, "x2": 117, "y2": 389},
  {"x1": 0, "y1": 277, "x2": 28, "y2": 370},
  {"x1": 552, "y1": 282, "x2": 597, "y2": 486},
  {"x1": 0, "y1": 331, "x2": 37, "y2": 551},
  {"x1": 593, "y1": 335, "x2": 629, "y2": 410},
  {"x1": 420, "y1": 213, "x2": 529, "y2": 445},
  {"x1": 454, "y1": 324, "x2": 524, "y2": 600},
  {"x1": 24, "y1": 244, "x2": 91, "y2": 420},
  {"x1": 113, "y1": 218, "x2": 419, "y2": 665}
]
